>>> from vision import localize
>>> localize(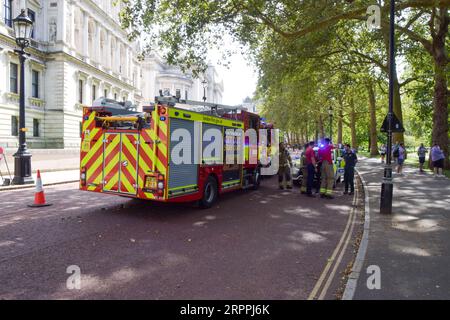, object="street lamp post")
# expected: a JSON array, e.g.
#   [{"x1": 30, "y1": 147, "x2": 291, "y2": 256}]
[
  {"x1": 328, "y1": 106, "x2": 333, "y2": 140},
  {"x1": 12, "y1": 9, "x2": 34, "y2": 185},
  {"x1": 380, "y1": 0, "x2": 396, "y2": 214},
  {"x1": 202, "y1": 79, "x2": 207, "y2": 106}
]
